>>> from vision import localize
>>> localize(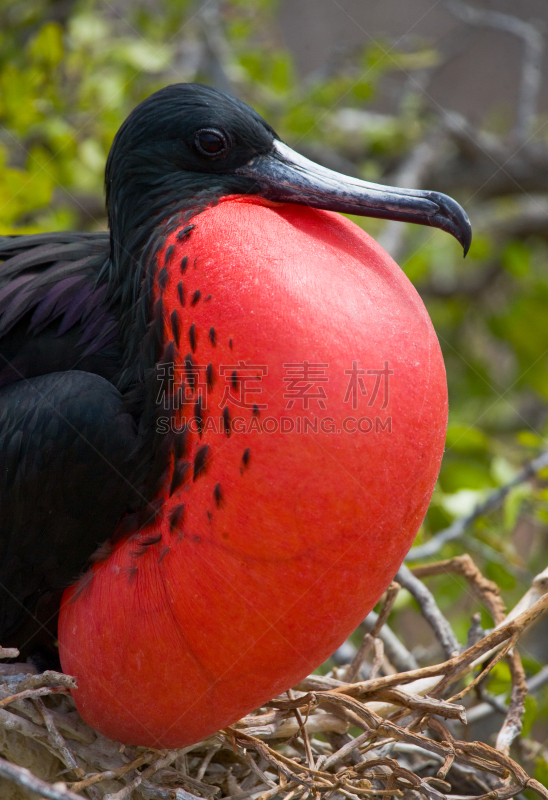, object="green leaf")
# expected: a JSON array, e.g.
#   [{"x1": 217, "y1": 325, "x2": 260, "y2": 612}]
[
  {"x1": 485, "y1": 562, "x2": 516, "y2": 591},
  {"x1": 535, "y1": 758, "x2": 548, "y2": 788},
  {"x1": 446, "y1": 425, "x2": 490, "y2": 455},
  {"x1": 28, "y1": 22, "x2": 64, "y2": 70},
  {"x1": 403, "y1": 252, "x2": 429, "y2": 283},
  {"x1": 502, "y1": 240, "x2": 531, "y2": 277},
  {"x1": 440, "y1": 460, "x2": 494, "y2": 492},
  {"x1": 503, "y1": 483, "x2": 531, "y2": 531},
  {"x1": 522, "y1": 695, "x2": 538, "y2": 737},
  {"x1": 487, "y1": 661, "x2": 512, "y2": 695}
]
